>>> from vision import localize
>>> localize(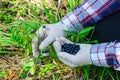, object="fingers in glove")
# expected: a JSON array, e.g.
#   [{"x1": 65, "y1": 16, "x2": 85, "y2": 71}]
[
  {"x1": 60, "y1": 37, "x2": 73, "y2": 43},
  {"x1": 58, "y1": 57, "x2": 79, "y2": 67},
  {"x1": 55, "y1": 37, "x2": 65, "y2": 45},
  {"x1": 57, "y1": 52, "x2": 76, "y2": 63},
  {"x1": 53, "y1": 40, "x2": 61, "y2": 53},
  {"x1": 36, "y1": 25, "x2": 49, "y2": 39},
  {"x1": 33, "y1": 50, "x2": 40, "y2": 57},
  {"x1": 53, "y1": 39, "x2": 76, "y2": 66},
  {"x1": 32, "y1": 37, "x2": 39, "y2": 57},
  {"x1": 39, "y1": 35, "x2": 54, "y2": 49}
]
